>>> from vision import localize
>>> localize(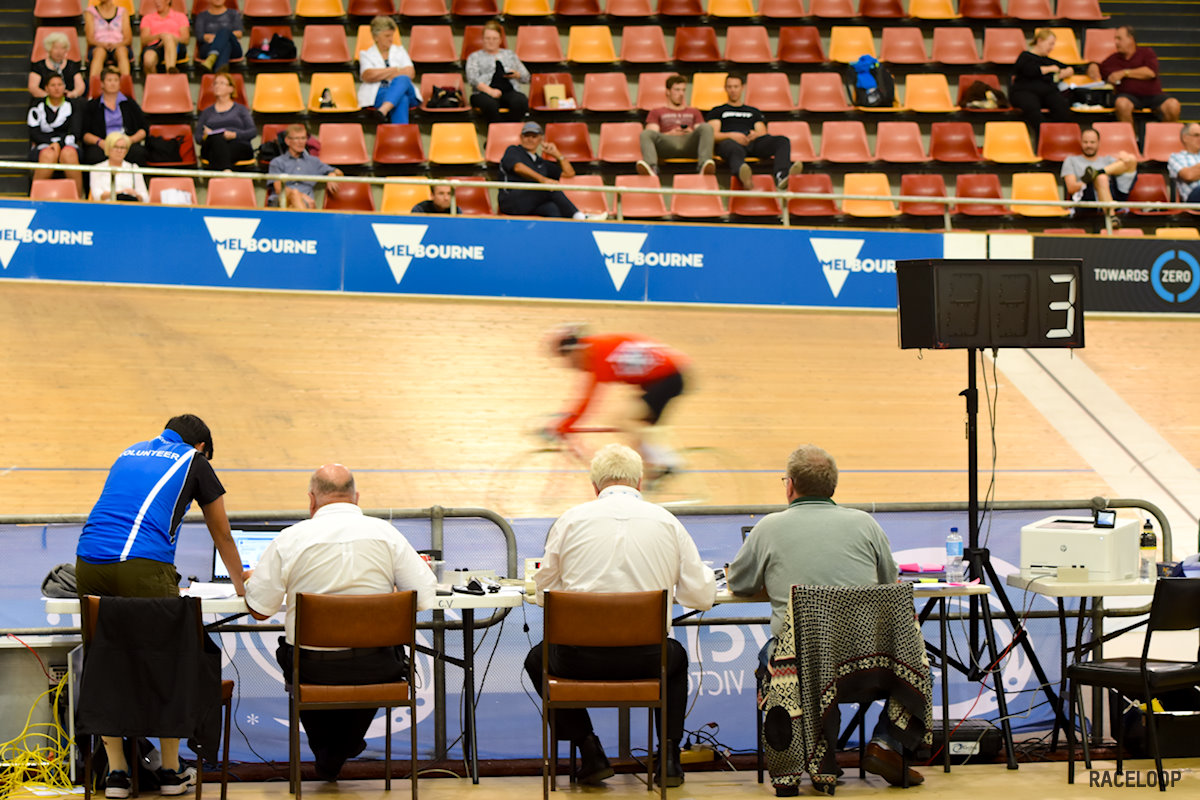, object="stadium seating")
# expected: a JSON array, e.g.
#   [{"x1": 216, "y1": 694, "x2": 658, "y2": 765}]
[
  {"x1": 874, "y1": 121, "x2": 928, "y2": 163},
  {"x1": 1010, "y1": 172, "x2": 1069, "y2": 217},
  {"x1": 787, "y1": 173, "x2": 839, "y2": 217},
  {"x1": 598, "y1": 122, "x2": 644, "y2": 164},
  {"x1": 819, "y1": 121, "x2": 872, "y2": 163},
  {"x1": 1036, "y1": 122, "x2": 1083, "y2": 162},
  {"x1": 381, "y1": 183, "x2": 431, "y2": 215},
  {"x1": 931, "y1": 28, "x2": 981, "y2": 65},
  {"x1": 29, "y1": 178, "x2": 80, "y2": 201},
  {"x1": 842, "y1": 173, "x2": 900, "y2": 217},
  {"x1": 983, "y1": 121, "x2": 1038, "y2": 164},
  {"x1": 671, "y1": 174, "x2": 726, "y2": 219},
  {"x1": 518, "y1": 25, "x2": 566, "y2": 63},
  {"x1": 879, "y1": 28, "x2": 929, "y2": 65},
  {"x1": 582, "y1": 73, "x2": 634, "y2": 112},
  {"x1": 251, "y1": 73, "x2": 304, "y2": 114},
  {"x1": 673, "y1": 27, "x2": 721, "y2": 63},
  {"x1": 324, "y1": 182, "x2": 376, "y2": 212},
  {"x1": 565, "y1": 26, "x2": 614, "y2": 63},
  {"x1": 206, "y1": 178, "x2": 258, "y2": 209},
  {"x1": 1143, "y1": 123, "x2": 1185, "y2": 164},
  {"x1": 429, "y1": 122, "x2": 484, "y2": 164},
  {"x1": 730, "y1": 174, "x2": 782, "y2": 219},
  {"x1": 300, "y1": 25, "x2": 352, "y2": 65},
  {"x1": 745, "y1": 73, "x2": 796, "y2": 112},
  {"x1": 725, "y1": 26, "x2": 774, "y2": 64},
  {"x1": 561, "y1": 175, "x2": 612, "y2": 216},
  {"x1": 616, "y1": 175, "x2": 669, "y2": 219},
  {"x1": 930, "y1": 122, "x2": 982, "y2": 162},
  {"x1": 318, "y1": 123, "x2": 370, "y2": 168},
  {"x1": 778, "y1": 27, "x2": 825, "y2": 64},
  {"x1": 621, "y1": 26, "x2": 670, "y2": 65},
  {"x1": 797, "y1": 73, "x2": 852, "y2": 112},
  {"x1": 955, "y1": 174, "x2": 1007, "y2": 216},
  {"x1": 372, "y1": 124, "x2": 426, "y2": 166},
  {"x1": 829, "y1": 26, "x2": 876, "y2": 63},
  {"x1": 766, "y1": 121, "x2": 817, "y2": 163},
  {"x1": 546, "y1": 121, "x2": 595, "y2": 162},
  {"x1": 408, "y1": 26, "x2": 458, "y2": 64},
  {"x1": 899, "y1": 173, "x2": 949, "y2": 216}
]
